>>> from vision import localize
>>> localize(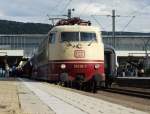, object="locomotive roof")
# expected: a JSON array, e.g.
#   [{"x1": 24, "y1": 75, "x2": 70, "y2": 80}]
[{"x1": 49, "y1": 25, "x2": 100, "y2": 33}]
